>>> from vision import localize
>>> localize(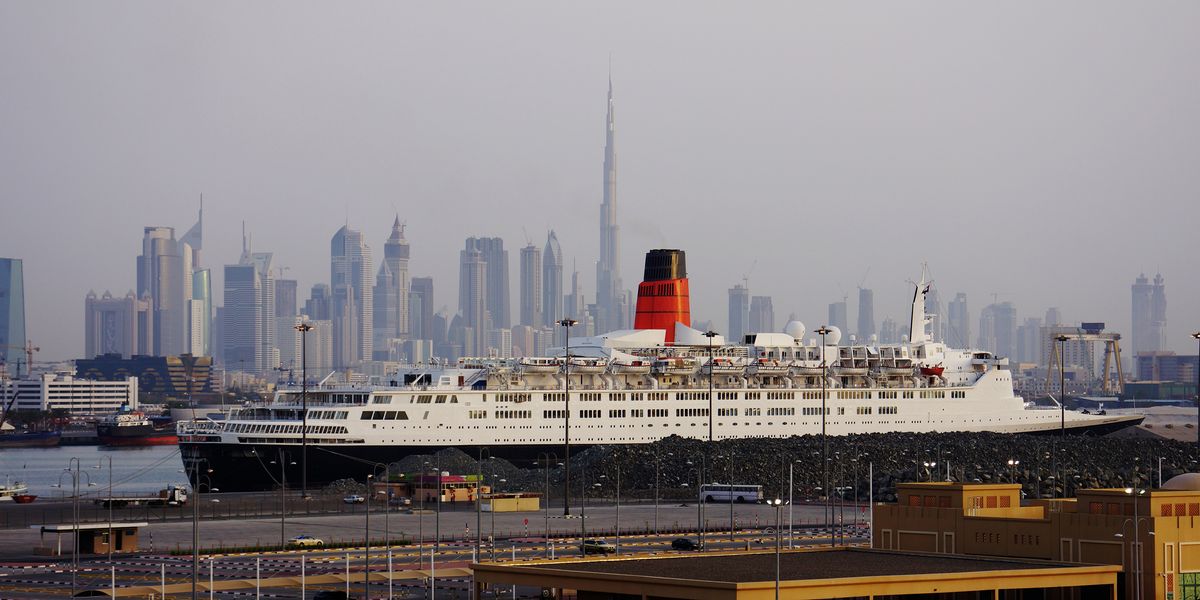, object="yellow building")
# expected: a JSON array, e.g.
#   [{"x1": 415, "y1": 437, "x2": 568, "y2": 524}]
[
  {"x1": 472, "y1": 548, "x2": 1120, "y2": 600},
  {"x1": 873, "y1": 474, "x2": 1200, "y2": 600}
]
